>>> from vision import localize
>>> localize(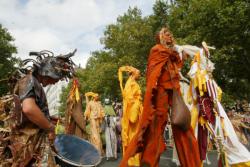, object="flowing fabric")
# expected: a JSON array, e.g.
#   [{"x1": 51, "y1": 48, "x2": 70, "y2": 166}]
[
  {"x1": 105, "y1": 116, "x2": 118, "y2": 159},
  {"x1": 119, "y1": 44, "x2": 201, "y2": 167},
  {"x1": 172, "y1": 79, "x2": 191, "y2": 165},
  {"x1": 65, "y1": 79, "x2": 87, "y2": 139},
  {"x1": 84, "y1": 100, "x2": 105, "y2": 154},
  {"x1": 188, "y1": 49, "x2": 250, "y2": 166},
  {"x1": 118, "y1": 66, "x2": 143, "y2": 166}
]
